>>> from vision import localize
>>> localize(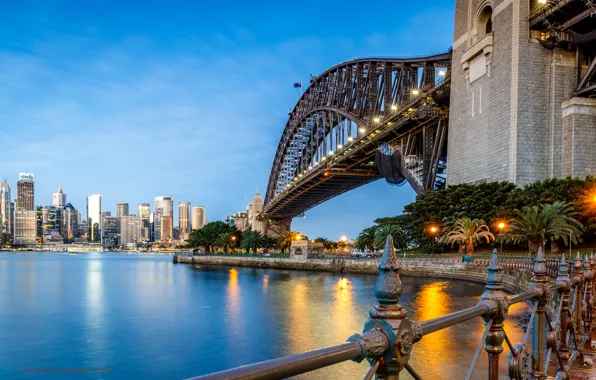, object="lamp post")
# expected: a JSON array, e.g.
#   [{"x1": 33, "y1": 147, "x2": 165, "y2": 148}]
[
  {"x1": 430, "y1": 226, "x2": 438, "y2": 255},
  {"x1": 497, "y1": 222, "x2": 505, "y2": 255}
]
